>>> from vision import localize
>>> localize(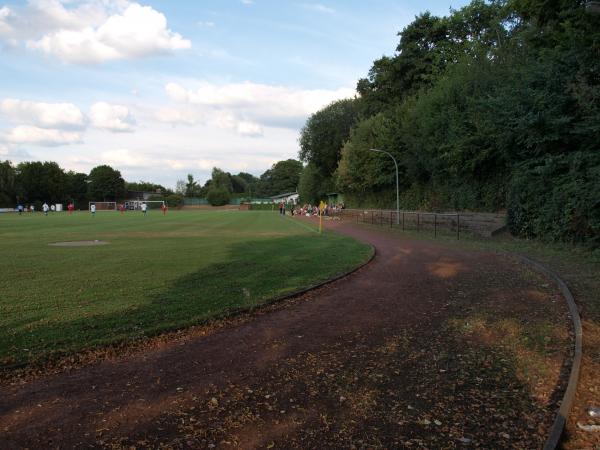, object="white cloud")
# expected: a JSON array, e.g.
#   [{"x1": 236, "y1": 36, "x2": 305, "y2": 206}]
[
  {"x1": 155, "y1": 106, "x2": 200, "y2": 125},
  {"x1": 0, "y1": 98, "x2": 86, "y2": 129},
  {"x1": 89, "y1": 102, "x2": 135, "y2": 132},
  {"x1": 3, "y1": 125, "x2": 82, "y2": 146},
  {"x1": 100, "y1": 148, "x2": 153, "y2": 168},
  {"x1": 301, "y1": 3, "x2": 335, "y2": 14},
  {"x1": 14, "y1": 2, "x2": 191, "y2": 63},
  {"x1": 161, "y1": 81, "x2": 355, "y2": 131},
  {"x1": 241, "y1": 0, "x2": 254, "y2": 4},
  {"x1": 0, "y1": 6, "x2": 13, "y2": 36}
]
